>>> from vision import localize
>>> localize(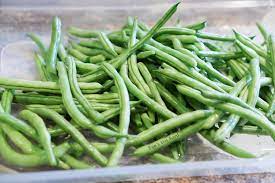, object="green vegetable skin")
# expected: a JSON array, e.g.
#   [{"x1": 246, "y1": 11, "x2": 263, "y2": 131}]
[{"x1": 3, "y1": 2, "x2": 275, "y2": 170}]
